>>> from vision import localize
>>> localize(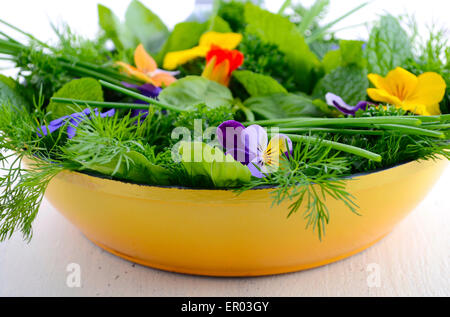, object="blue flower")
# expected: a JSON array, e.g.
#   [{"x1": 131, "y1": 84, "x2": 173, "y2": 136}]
[
  {"x1": 37, "y1": 108, "x2": 115, "y2": 139},
  {"x1": 121, "y1": 82, "x2": 162, "y2": 118}
]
